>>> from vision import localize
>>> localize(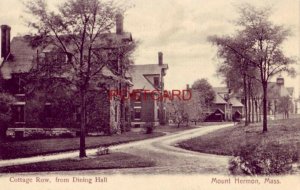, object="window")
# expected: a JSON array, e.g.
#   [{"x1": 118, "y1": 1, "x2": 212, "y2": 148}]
[
  {"x1": 44, "y1": 103, "x2": 52, "y2": 118},
  {"x1": 135, "y1": 92, "x2": 142, "y2": 102},
  {"x1": 134, "y1": 108, "x2": 141, "y2": 120},
  {"x1": 12, "y1": 105, "x2": 25, "y2": 123},
  {"x1": 12, "y1": 74, "x2": 25, "y2": 95},
  {"x1": 125, "y1": 107, "x2": 129, "y2": 122},
  {"x1": 154, "y1": 77, "x2": 160, "y2": 87}
]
